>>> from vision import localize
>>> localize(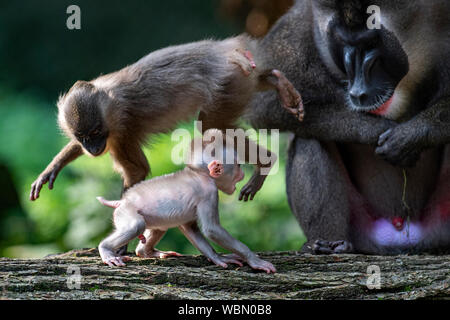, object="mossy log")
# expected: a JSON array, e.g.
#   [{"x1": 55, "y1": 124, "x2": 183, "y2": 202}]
[{"x1": 0, "y1": 249, "x2": 449, "y2": 299}]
